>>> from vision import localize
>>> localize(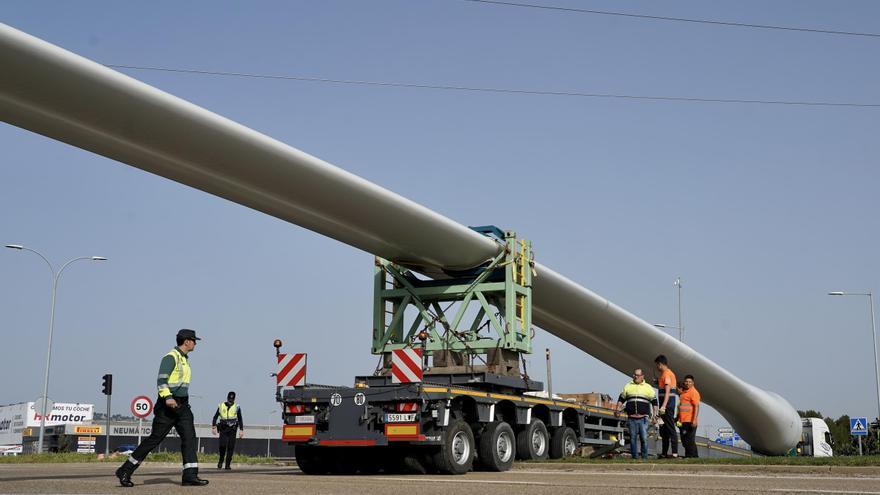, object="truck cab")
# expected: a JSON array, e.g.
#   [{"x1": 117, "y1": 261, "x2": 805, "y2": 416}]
[{"x1": 799, "y1": 418, "x2": 833, "y2": 457}]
